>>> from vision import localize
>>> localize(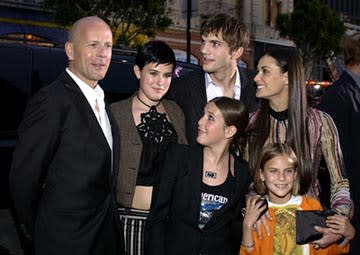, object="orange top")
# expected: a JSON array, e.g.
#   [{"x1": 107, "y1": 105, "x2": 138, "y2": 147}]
[{"x1": 239, "y1": 196, "x2": 349, "y2": 255}]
